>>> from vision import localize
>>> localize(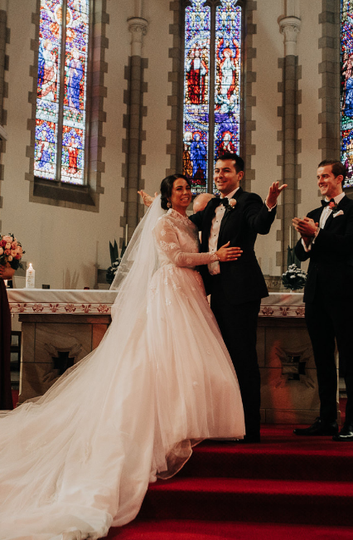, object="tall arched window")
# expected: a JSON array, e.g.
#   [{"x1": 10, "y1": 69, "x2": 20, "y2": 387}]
[
  {"x1": 182, "y1": 0, "x2": 243, "y2": 194},
  {"x1": 35, "y1": 0, "x2": 89, "y2": 185},
  {"x1": 341, "y1": 0, "x2": 353, "y2": 187}
]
